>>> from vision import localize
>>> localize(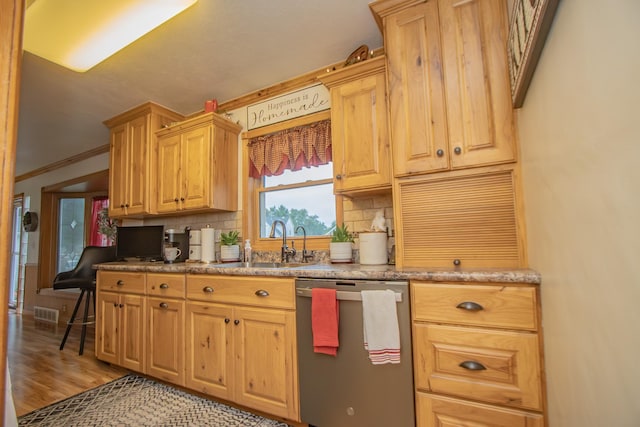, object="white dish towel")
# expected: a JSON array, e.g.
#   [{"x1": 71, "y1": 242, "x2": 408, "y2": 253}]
[{"x1": 361, "y1": 290, "x2": 401, "y2": 365}]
